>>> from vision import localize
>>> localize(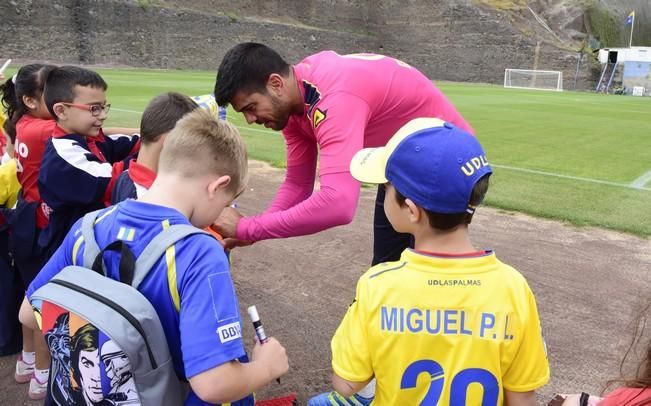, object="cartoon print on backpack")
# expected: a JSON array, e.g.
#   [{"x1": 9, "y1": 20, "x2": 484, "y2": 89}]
[
  {"x1": 37, "y1": 300, "x2": 139, "y2": 405},
  {"x1": 71, "y1": 323, "x2": 105, "y2": 405},
  {"x1": 100, "y1": 339, "x2": 138, "y2": 404},
  {"x1": 45, "y1": 311, "x2": 74, "y2": 405}
]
